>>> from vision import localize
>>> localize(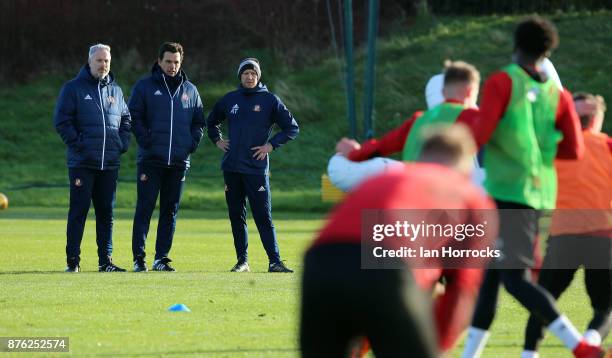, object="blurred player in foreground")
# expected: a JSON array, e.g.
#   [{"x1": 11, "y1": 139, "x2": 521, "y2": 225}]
[{"x1": 300, "y1": 124, "x2": 497, "y2": 357}]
